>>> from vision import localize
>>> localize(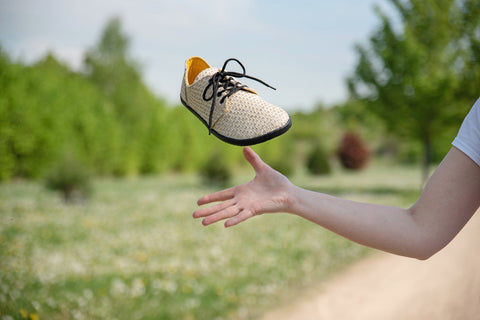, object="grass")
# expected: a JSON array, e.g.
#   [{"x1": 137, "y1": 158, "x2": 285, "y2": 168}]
[{"x1": 0, "y1": 162, "x2": 422, "y2": 320}]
